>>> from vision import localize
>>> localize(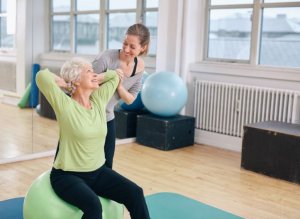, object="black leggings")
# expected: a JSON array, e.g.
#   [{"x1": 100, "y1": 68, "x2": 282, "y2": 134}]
[
  {"x1": 104, "y1": 119, "x2": 116, "y2": 169},
  {"x1": 50, "y1": 166, "x2": 150, "y2": 219}
]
